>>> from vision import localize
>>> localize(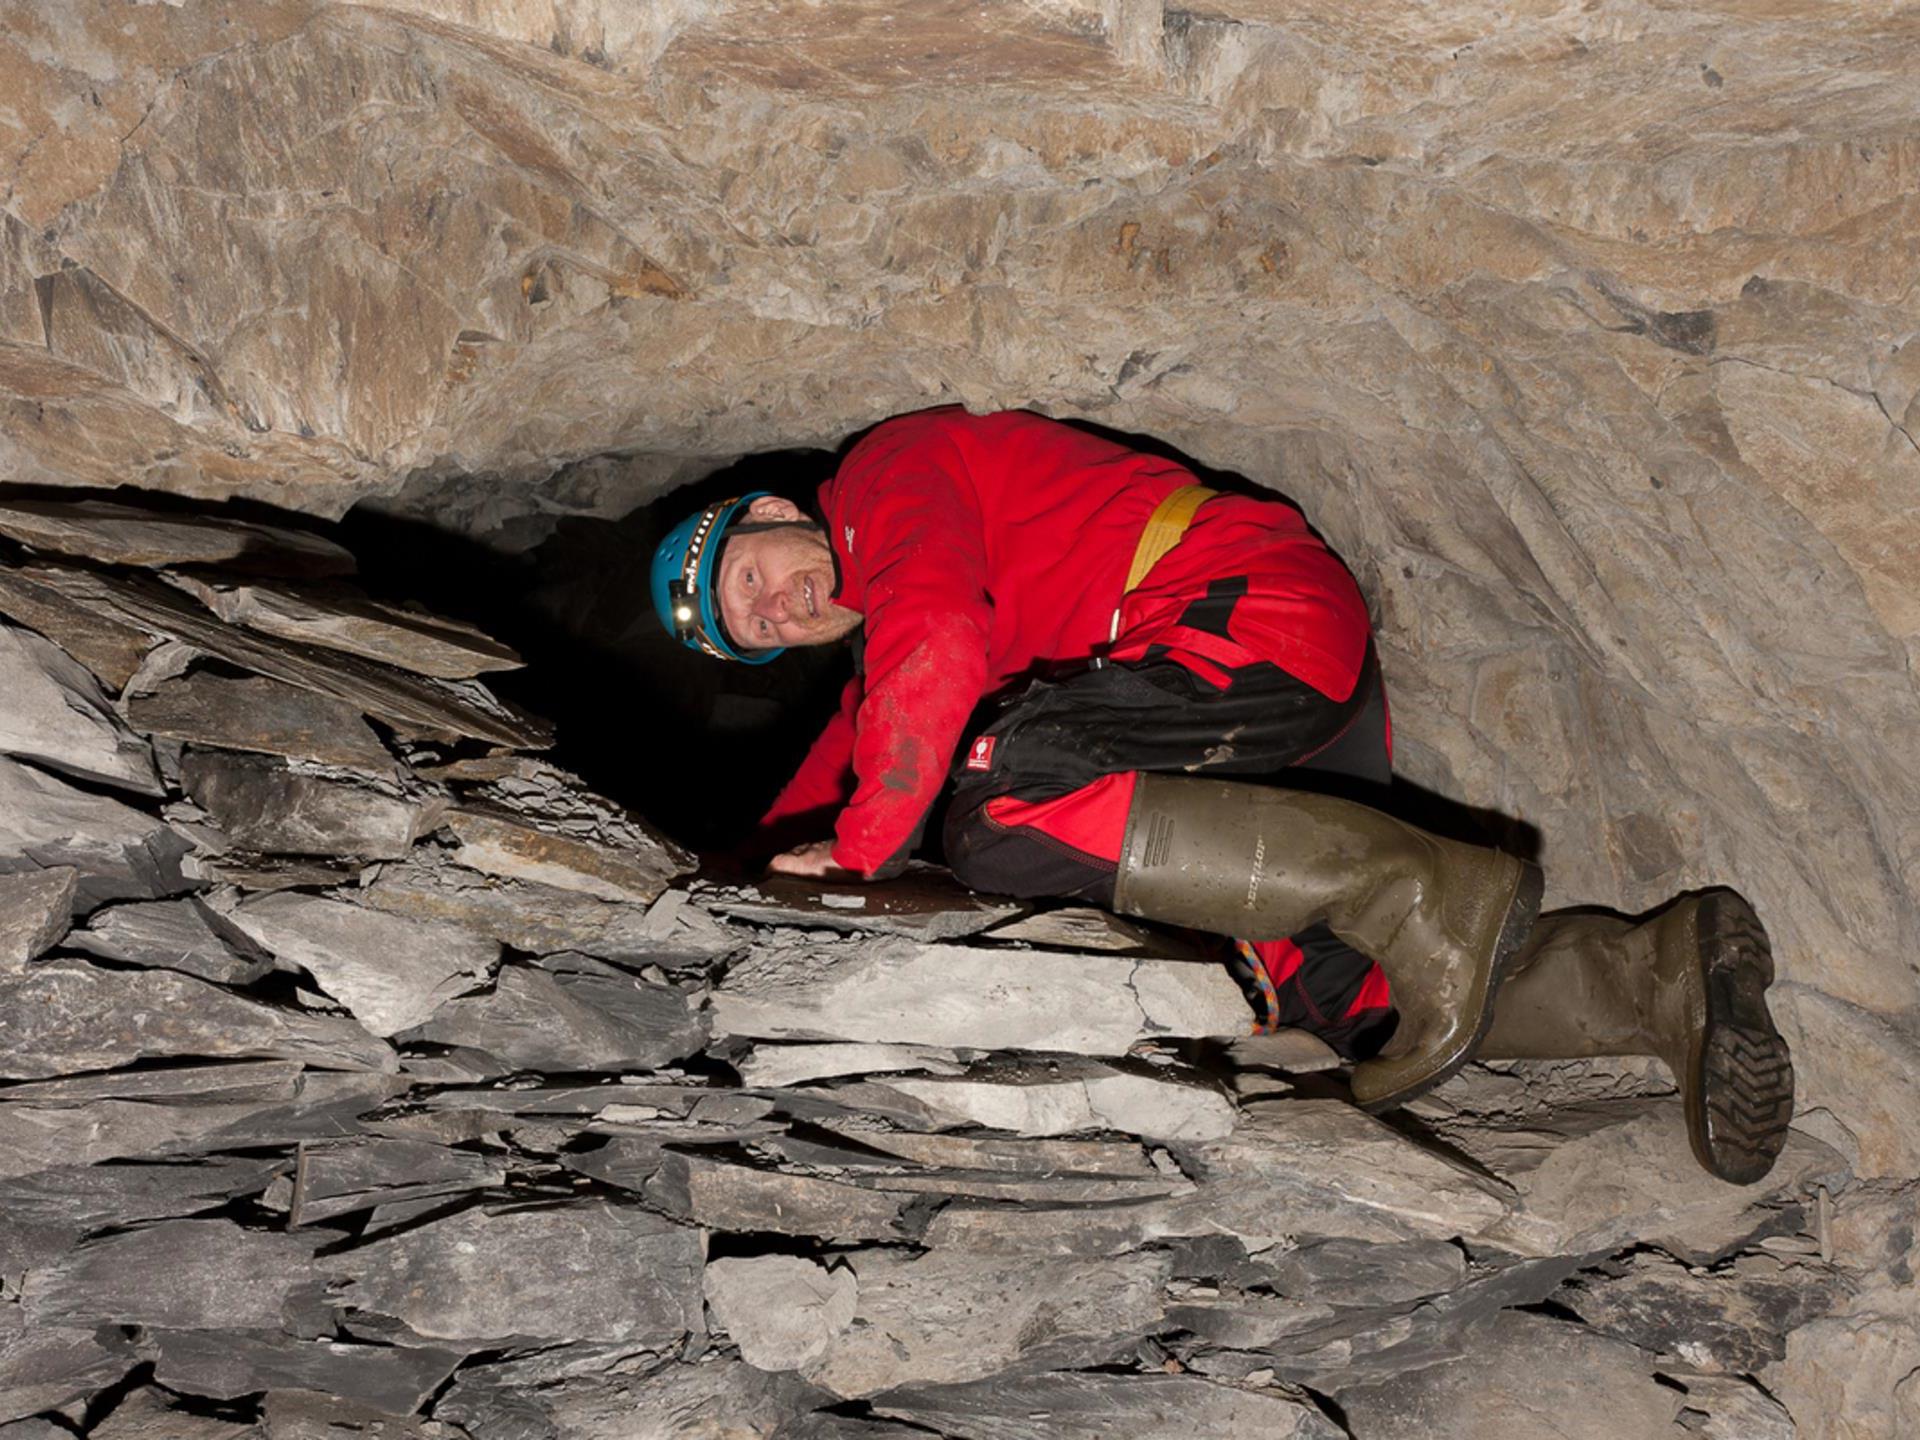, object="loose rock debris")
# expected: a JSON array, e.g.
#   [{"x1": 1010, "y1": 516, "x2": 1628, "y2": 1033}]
[{"x1": 0, "y1": 496, "x2": 1877, "y2": 1438}]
